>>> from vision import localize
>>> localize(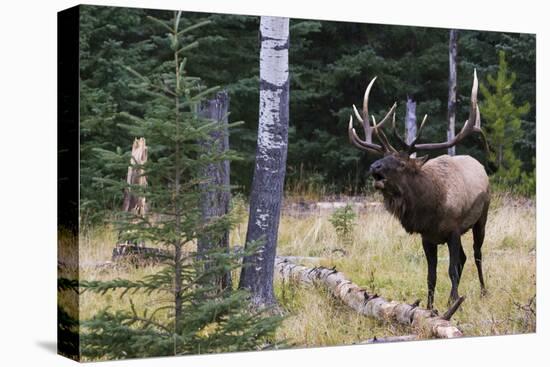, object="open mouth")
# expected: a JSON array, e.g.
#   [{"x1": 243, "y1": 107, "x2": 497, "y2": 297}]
[
  {"x1": 372, "y1": 172, "x2": 385, "y2": 181},
  {"x1": 371, "y1": 172, "x2": 386, "y2": 190}
]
